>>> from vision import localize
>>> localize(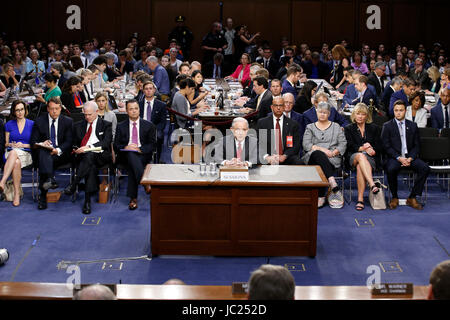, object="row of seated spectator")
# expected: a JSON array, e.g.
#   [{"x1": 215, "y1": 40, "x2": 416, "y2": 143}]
[
  {"x1": 0, "y1": 88, "x2": 441, "y2": 213},
  {"x1": 1, "y1": 30, "x2": 448, "y2": 91}
]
